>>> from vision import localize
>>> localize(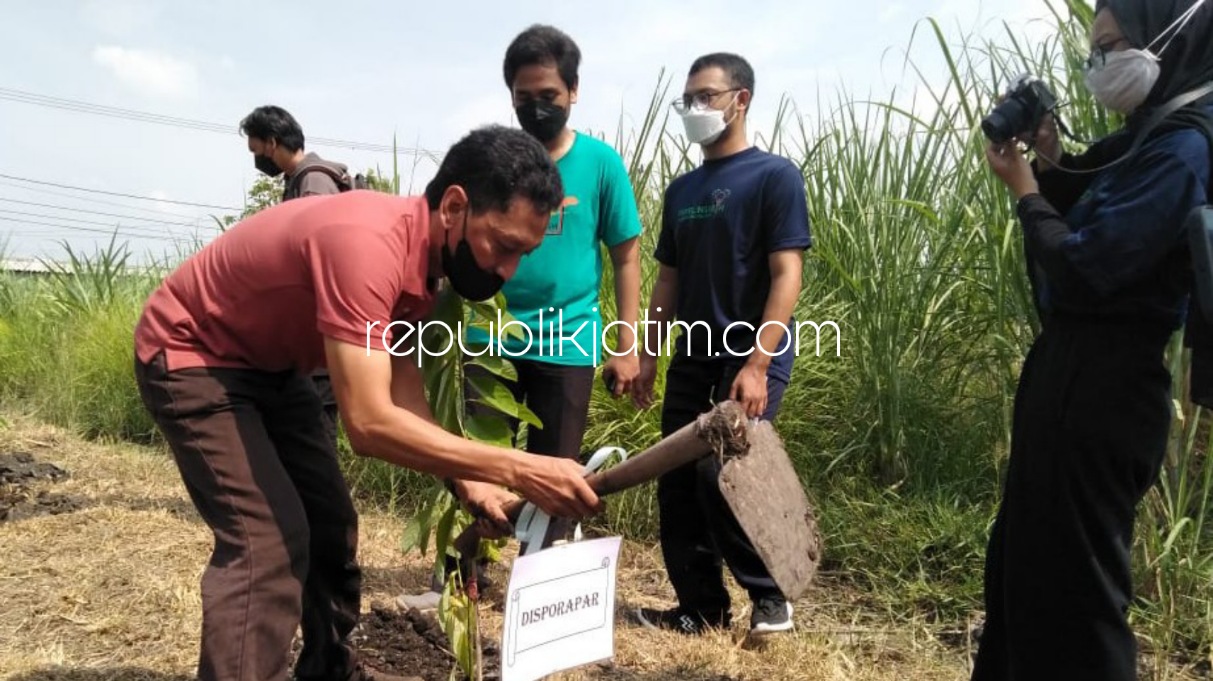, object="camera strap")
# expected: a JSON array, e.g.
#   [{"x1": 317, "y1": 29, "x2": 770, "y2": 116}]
[
  {"x1": 1043, "y1": 81, "x2": 1213, "y2": 175},
  {"x1": 1054, "y1": 113, "x2": 1091, "y2": 146},
  {"x1": 1123, "y1": 81, "x2": 1213, "y2": 163}
]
